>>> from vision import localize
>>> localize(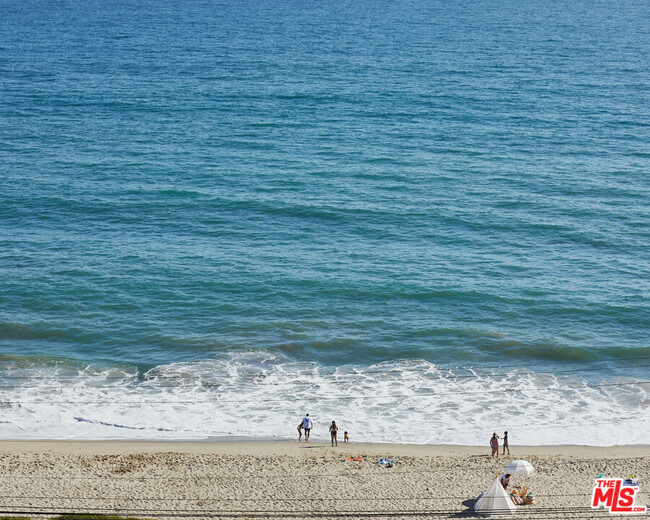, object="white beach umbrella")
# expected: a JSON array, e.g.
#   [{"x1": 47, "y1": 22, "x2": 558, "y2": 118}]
[{"x1": 504, "y1": 460, "x2": 534, "y2": 475}]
